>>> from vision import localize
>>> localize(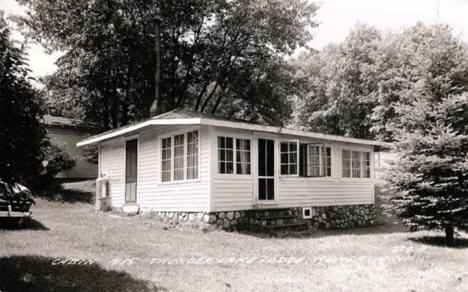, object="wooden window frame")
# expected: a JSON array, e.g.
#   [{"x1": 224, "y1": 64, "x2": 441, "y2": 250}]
[
  {"x1": 217, "y1": 136, "x2": 252, "y2": 176},
  {"x1": 342, "y1": 149, "x2": 372, "y2": 179},
  {"x1": 299, "y1": 143, "x2": 331, "y2": 177},
  {"x1": 159, "y1": 129, "x2": 200, "y2": 184},
  {"x1": 280, "y1": 140, "x2": 299, "y2": 176}
]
